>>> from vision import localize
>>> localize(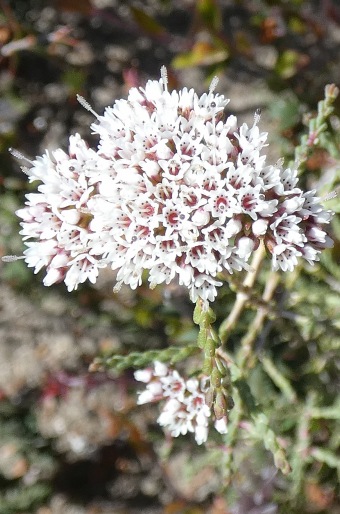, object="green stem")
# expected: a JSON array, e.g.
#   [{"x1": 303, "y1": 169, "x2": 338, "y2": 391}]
[
  {"x1": 219, "y1": 244, "x2": 266, "y2": 344},
  {"x1": 237, "y1": 271, "x2": 280, "y2": 371},
  {"x1": 291, "y1": 393, "x2": 316, "y2": 502},
  {"x1": 260, "y1": 355, "x2": 297, "y2": 403},
  {"x1": 222, "y1": 386, "x2": 243, "y2": 484},
  {"x1": 193, "y1": 299, "x2": 231, "y2": 419},
  {"x1": 89, "y1": 344, "x2": 199, "y2": 371}
]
